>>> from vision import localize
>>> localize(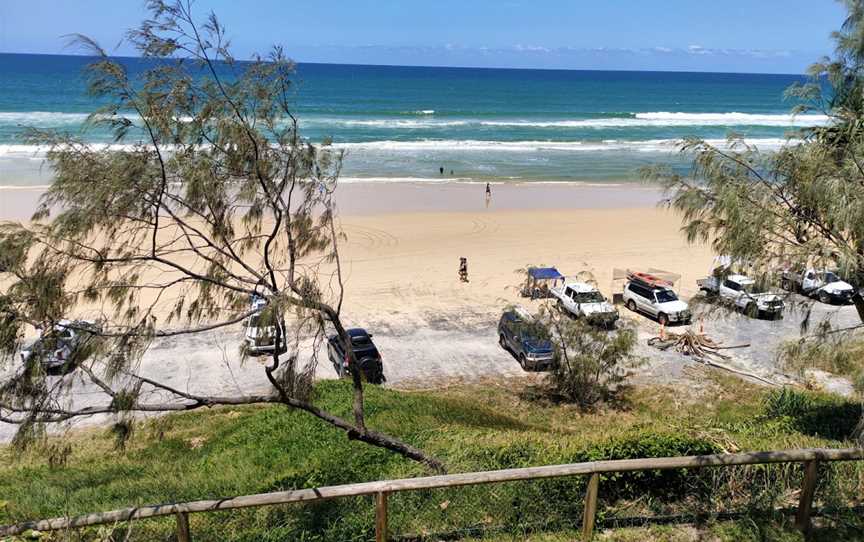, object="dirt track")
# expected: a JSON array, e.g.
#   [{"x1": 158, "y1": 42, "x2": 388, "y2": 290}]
[{"x1": 2, "y1": 290, "x2": 860, "y2": 443}]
